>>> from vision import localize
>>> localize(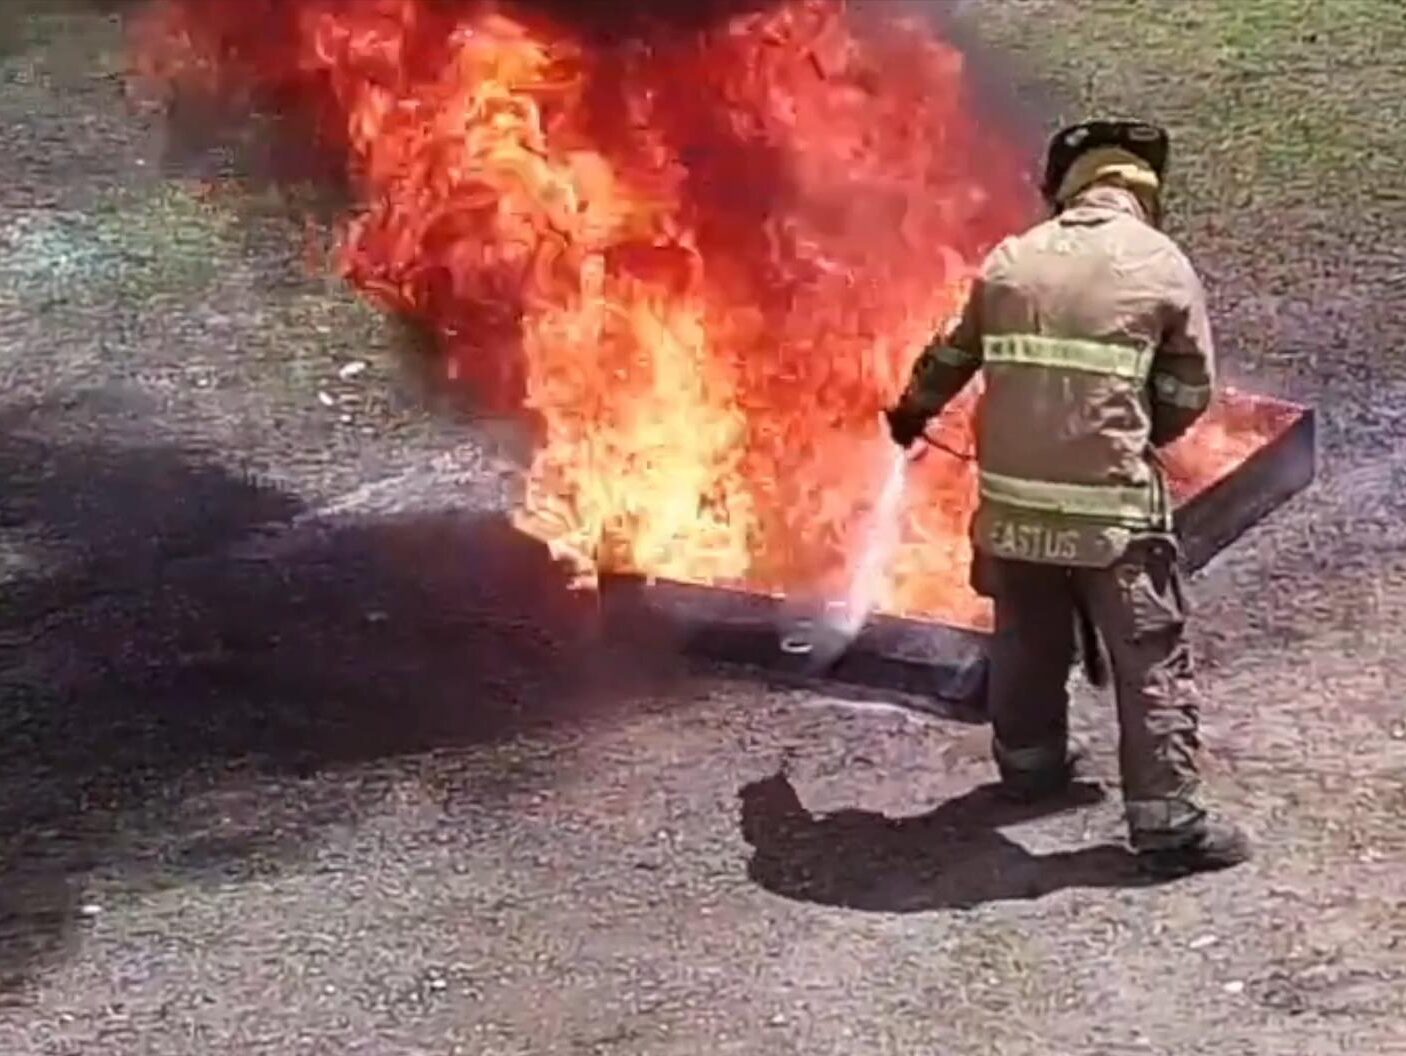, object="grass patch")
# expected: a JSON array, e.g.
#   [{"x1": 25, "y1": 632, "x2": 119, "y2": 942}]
[
  {"x1": 966, "y1": 0, "x2": 1406, "y2": 217},
  {"x1": 0, "y1": 1, "x2": 126, "y2": 74},
  {"x1": 959, "y1": 0, "x2": 1406, "y2": 380},
  {"x1": 0, "y1": 181, "x2": 239, "y2": 310}
]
